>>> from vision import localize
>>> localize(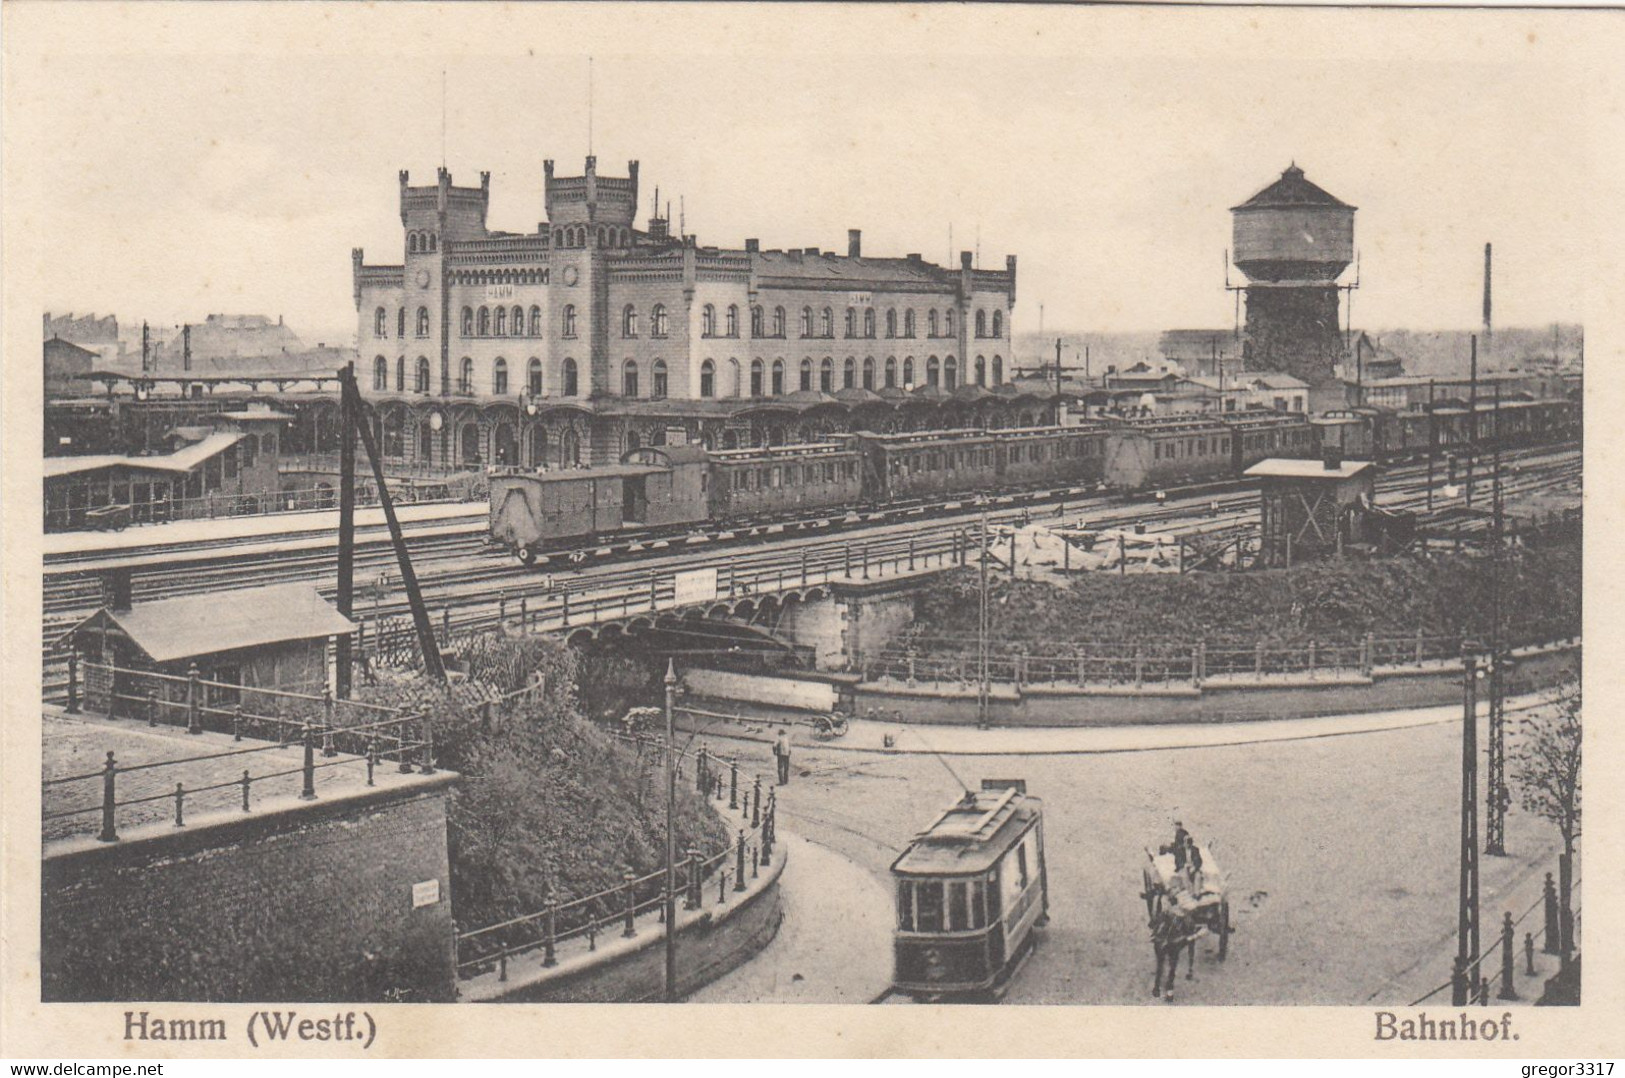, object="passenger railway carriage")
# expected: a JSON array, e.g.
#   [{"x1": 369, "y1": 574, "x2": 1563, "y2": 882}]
[{"x1": 890, "y1": 781, "x2": 1048, "y2": 1000}]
